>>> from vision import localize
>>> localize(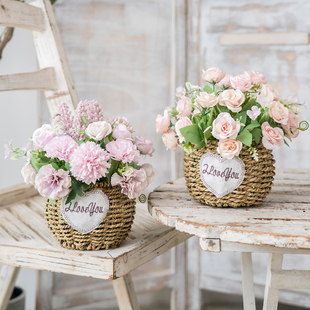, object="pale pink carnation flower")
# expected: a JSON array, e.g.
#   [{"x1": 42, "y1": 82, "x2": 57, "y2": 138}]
[
  {"x1": 70, "y1": 142, "x2": 111, "y2": 184},
  {"x1": 109, "y1": 116, "x2": 133, "y2": 132},
  {"x1": 134, "y1": 136, "x2": 155, "y2": 157},
  {"x1": 106, "y1": 139, "x2": 138, "y2": 163},
  {"x1": 35, "y1": 164, "x2": 71, "y2": 200},
  {"x1": 176, "y1": 97, "x2": 192, "y2": 117},
  {"x1": 44, "y1": 136, "x2": 78, "y2": 162},
  {"x1": 111, "y1": 168, "x2": 148, "y2": 199}
]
